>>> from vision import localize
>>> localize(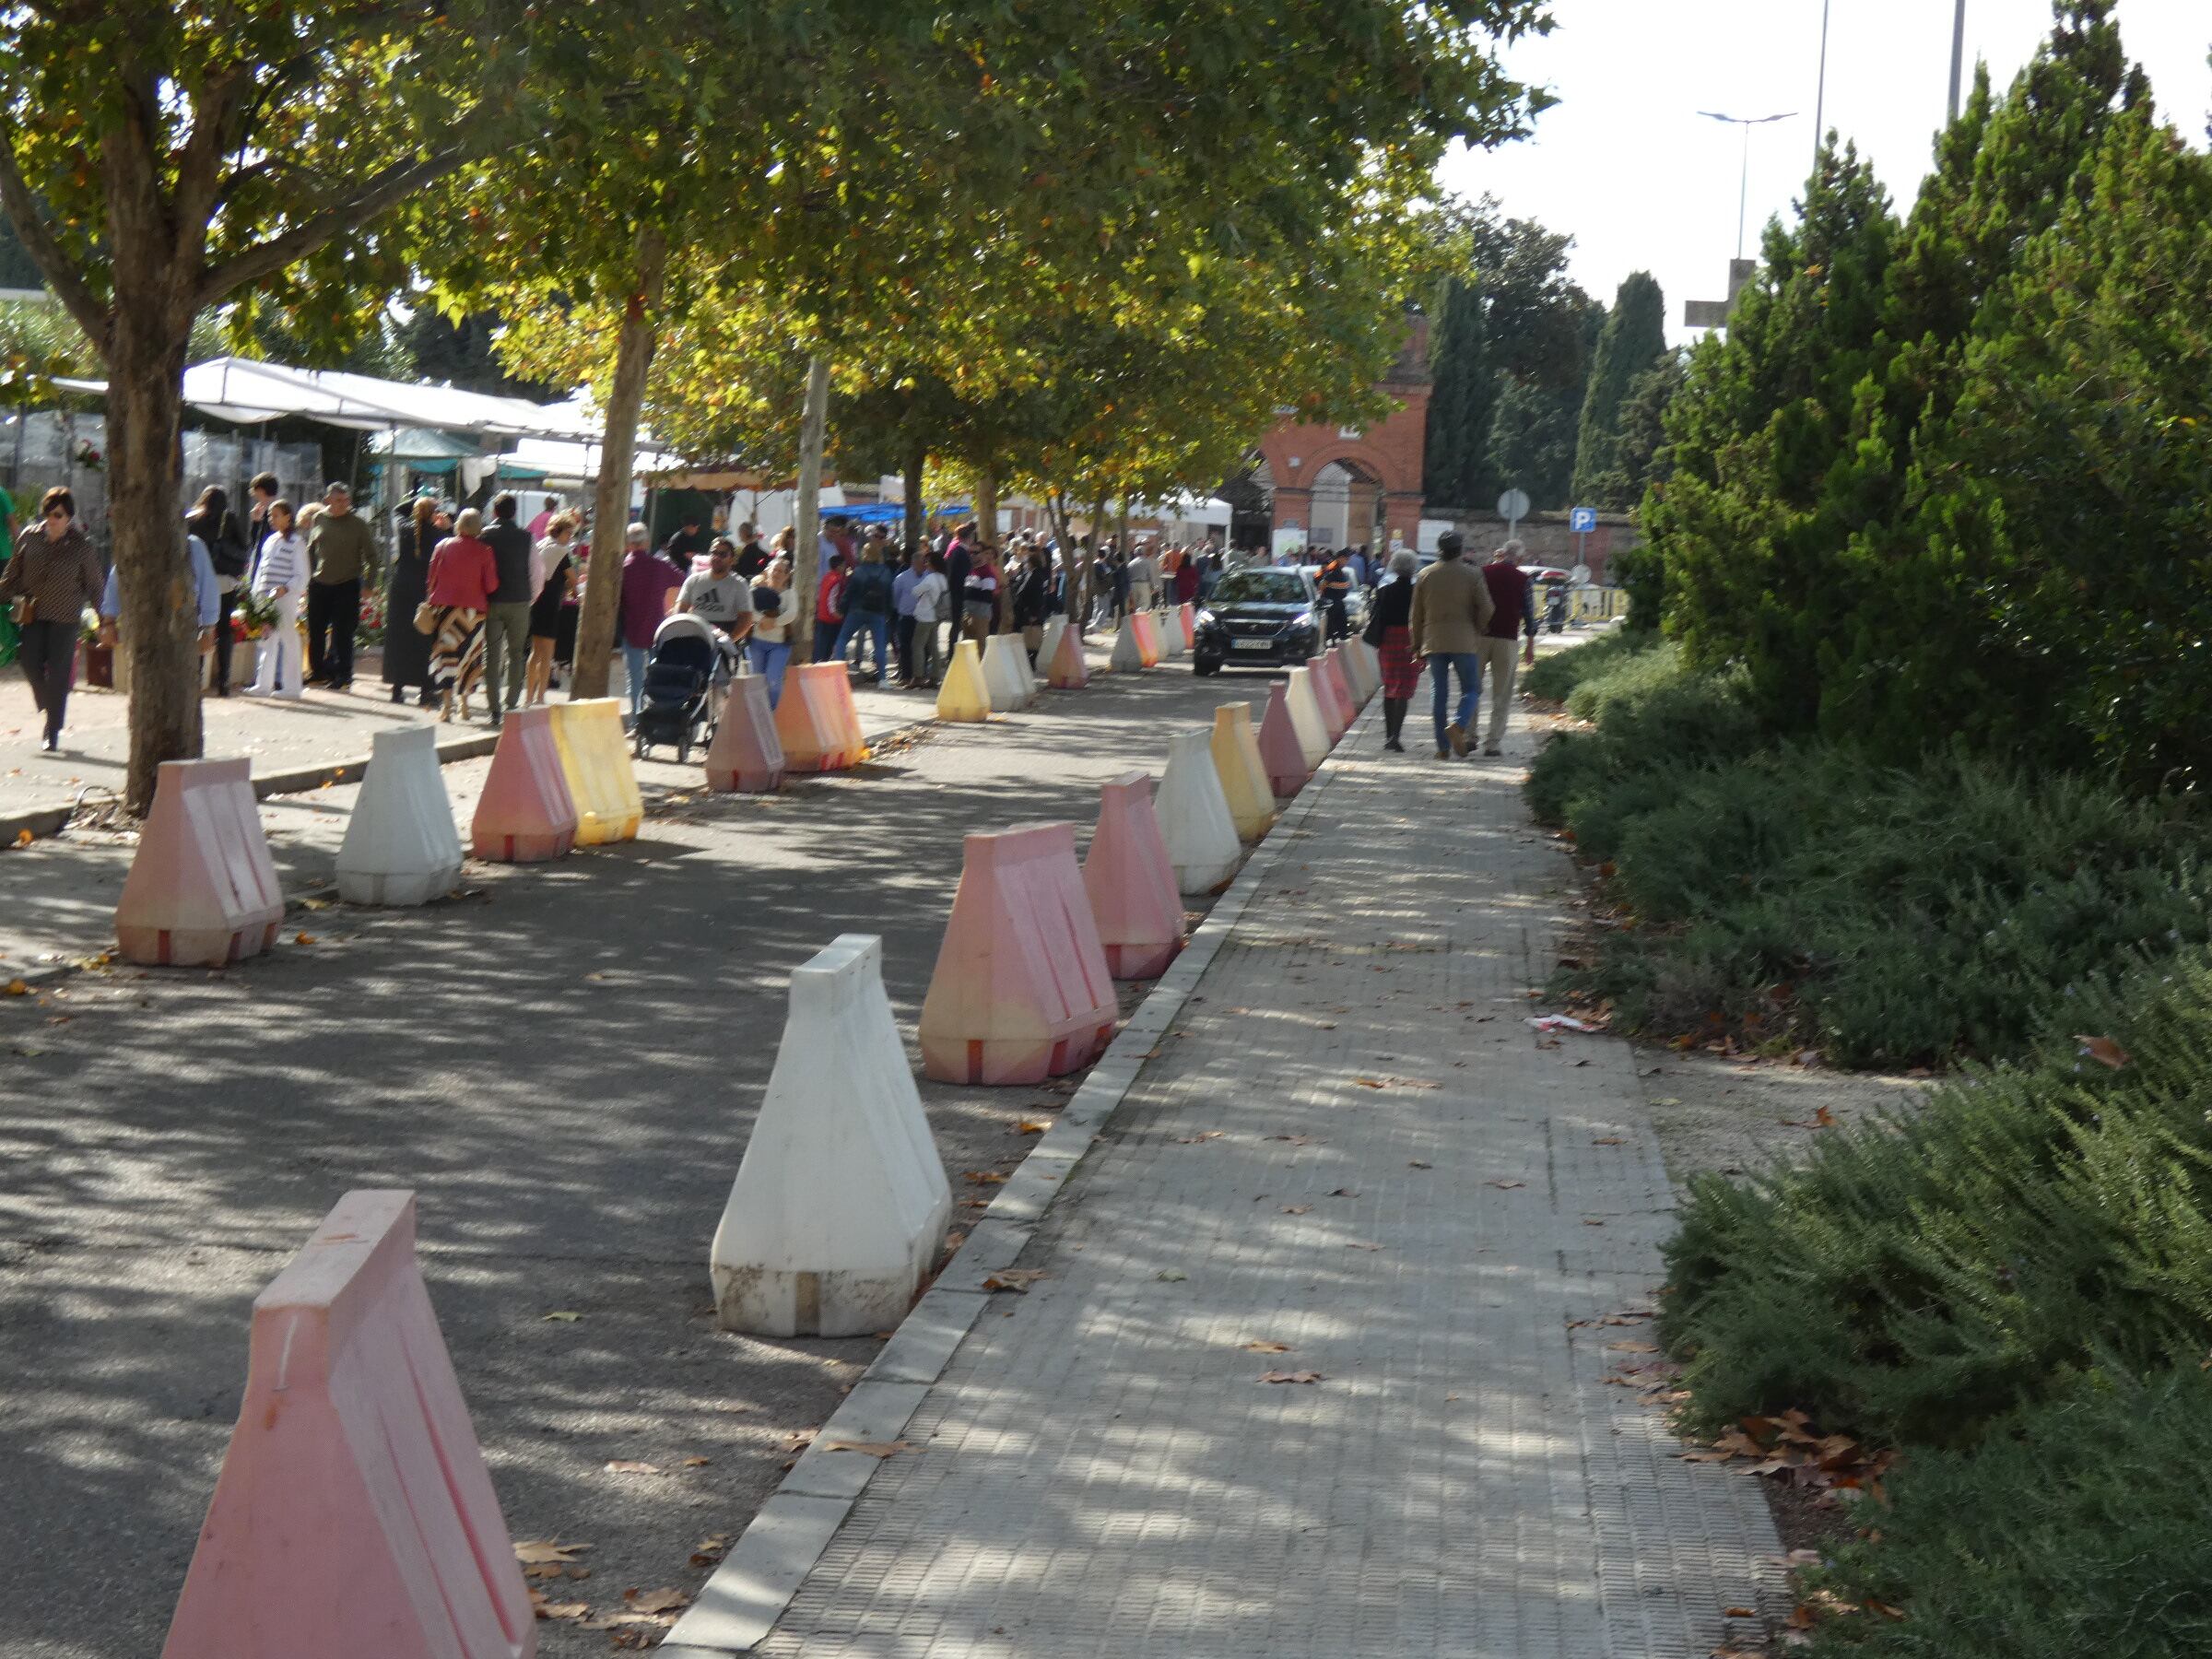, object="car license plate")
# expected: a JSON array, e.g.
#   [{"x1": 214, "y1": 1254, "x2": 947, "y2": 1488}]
[{"x1": 1232, "y1": 638, "x2": 1273, "y2": 651}]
